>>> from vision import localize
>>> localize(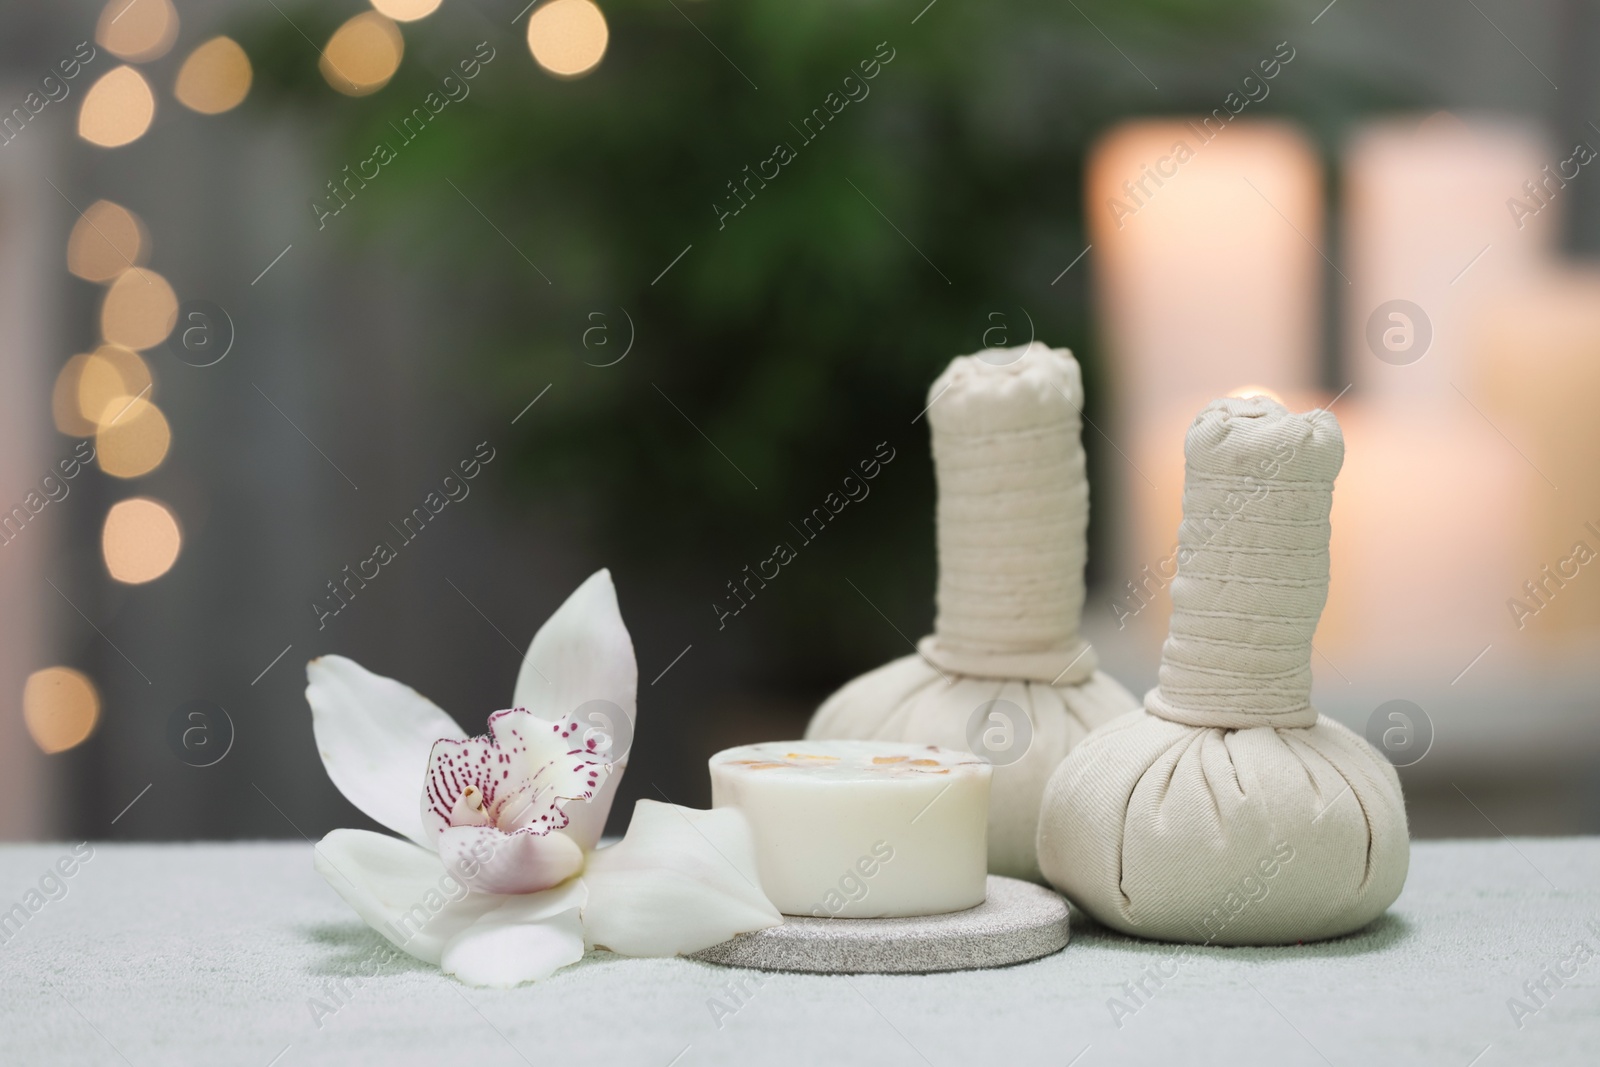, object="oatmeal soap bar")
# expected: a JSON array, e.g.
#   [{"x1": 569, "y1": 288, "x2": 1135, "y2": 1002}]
[{"x1": 709, "y1": 740, "x2": 991, "y2": 918}]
